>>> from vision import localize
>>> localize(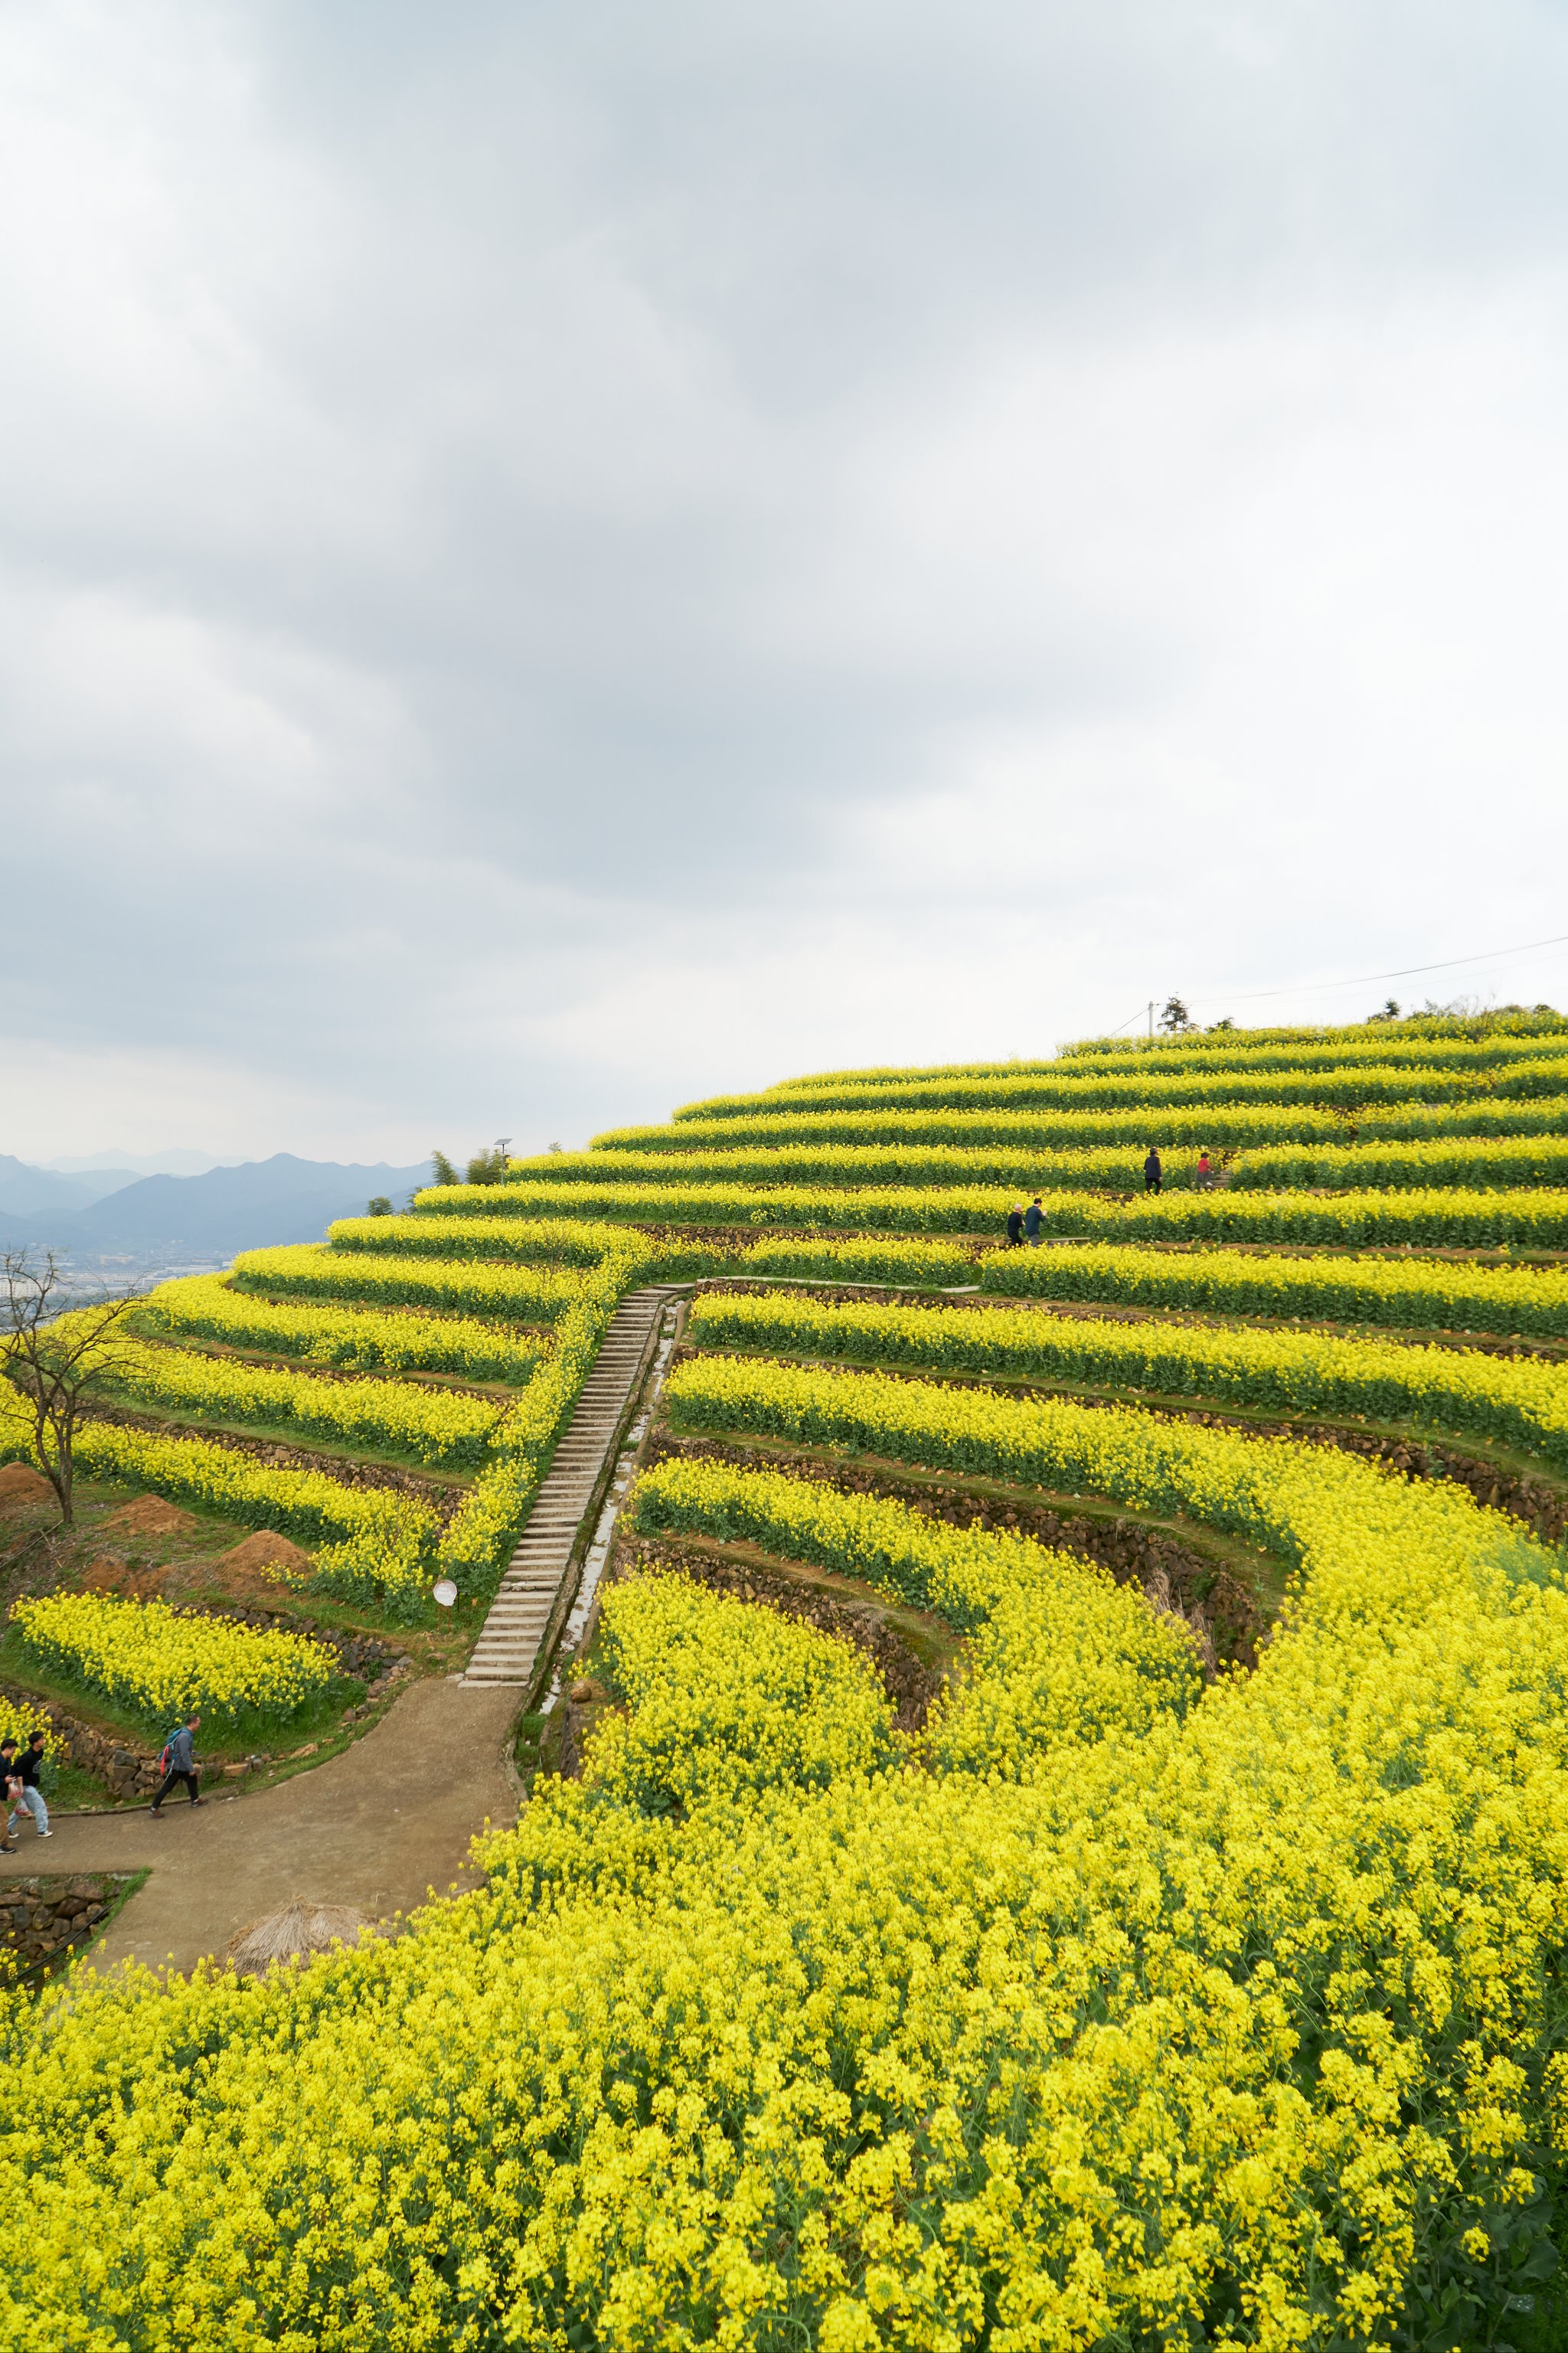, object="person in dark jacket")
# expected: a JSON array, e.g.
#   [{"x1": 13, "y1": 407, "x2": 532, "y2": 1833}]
[
  {"x1": 10, "y1": 1733, "x2": 50, "y2": 1839},
  {"x1": 1023, "y1": 1196, "x2": 1044, "y2": 1244},
  {"x1": 150, "y1": 1716, "x2": 205, "y2": 1816},
  {"x1": 1004, "y1": 1203, "x2": 1025, "y2": 1246},
  {"x1": 1144, "y1": 1148, "x2": 1162, "y2": 1194}
]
